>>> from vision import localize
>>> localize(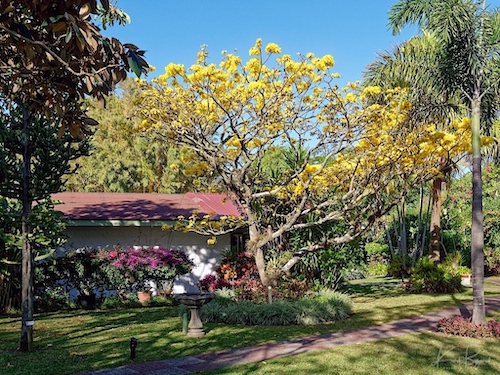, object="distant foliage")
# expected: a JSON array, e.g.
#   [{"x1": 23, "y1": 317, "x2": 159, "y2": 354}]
[
  {"x1": 365, "y1": 242, "x2": 390, "y2": 261},
  {"x1": 366, "y1": 262, "x2": 389, "y2": 277},
  {"x1": 442, "y1": 164, "x2": 500, "y2": 265},
  {"x1": 437, "y1": 316, "x2": 500, "y2": 338},
  {"x1": 65, "y1": 80, "x2": 216, "y2": 194},
  {"x1": 291, "y1": 241, "x2": 366, "y2": 290},
  {"x1": 485, "y1": 248, "x2": 500, "y2": 276}
]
